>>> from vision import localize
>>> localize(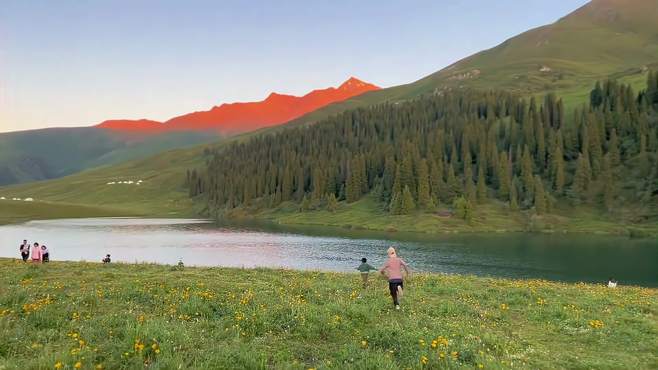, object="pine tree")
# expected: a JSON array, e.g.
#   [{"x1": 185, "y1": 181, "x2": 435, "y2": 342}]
[
  {"x1": 553, "y1": 145, "x2": 565, "y2": 194},
  {"x1": 400, "y1": 185, "x2": 415, "y2": 214},
  {"x1": 510, "y1": 177, "x2": 519, "y2": 210},
  {"x1": 389, "y1": 190, "x2": 402, "y2": 215},
  {"x1": 497, "y1": 151, "x2": 510, "y2": 201},
  {"x1": 534, "y1": 175, "x2": 546, "y2": 214},
  {"x1": 464, "y1": 165, "x2": 476, "y2": 205},
  {"x1": 608, "y1": 129, "x2": 620, "y2": 167},
  {"x1": 326, "y1": 193, "x2": 338, "y2": 212},
  {"x1": 521, "y1": 145, "x2": 534, "y2": 201},
  {"x1": 572, "y1": 152, "x2": 592, "y2": 201},
  {"x1": 311, "y1": 168, "x2": 325, "y2": 200},
  {"x1": 417, "y1": 159, "x2": 432, "y2": 209},
  {"x1": 446, "y1": 162, "x2": 461, "y2": 202},
  {"x1": 299, "y1": 195, "x2": 311, "y2": 212},
  {"x1": 601, "y1": 155, "x2": 616, "y2": 212},
  {"x1": 452, "y1": 196, "x2": 473, "y2": 222},
  {"x1": 476, "y1": 163, "x2": 487, "y2": 203}
]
